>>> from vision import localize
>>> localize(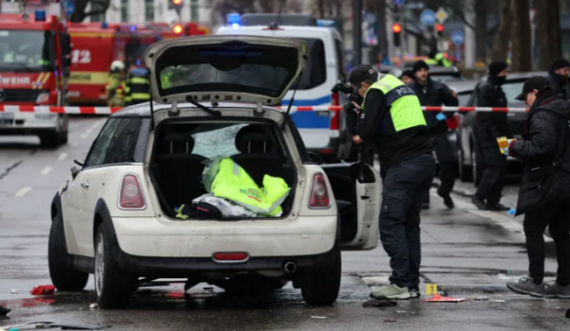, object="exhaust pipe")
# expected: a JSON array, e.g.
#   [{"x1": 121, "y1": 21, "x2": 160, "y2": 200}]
[{"x1": 283, "y1": 261, "x2": 297, "y2": 274}]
